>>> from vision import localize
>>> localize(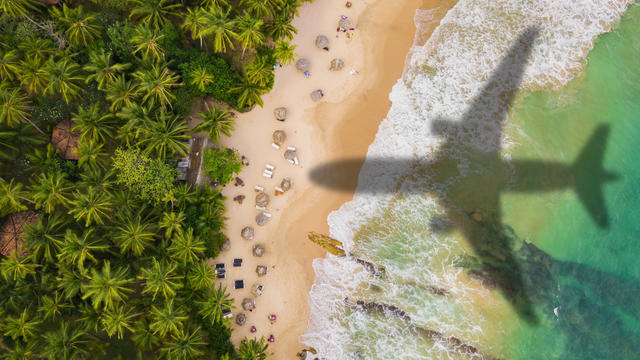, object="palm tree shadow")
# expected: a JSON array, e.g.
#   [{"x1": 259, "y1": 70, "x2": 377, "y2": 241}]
[{"x1": 308, "y1": 27, "x2": 618, "y2": 324}]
